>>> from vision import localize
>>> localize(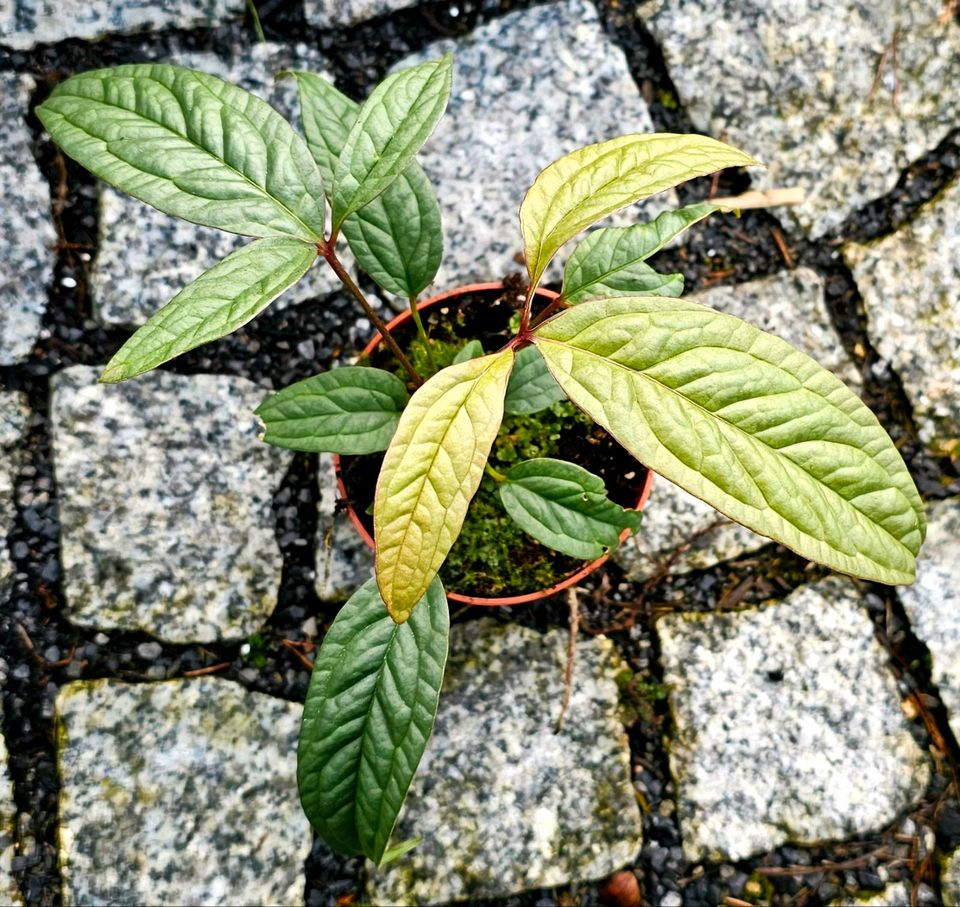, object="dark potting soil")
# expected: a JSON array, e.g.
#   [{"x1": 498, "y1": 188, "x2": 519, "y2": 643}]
[{"x1": 338, "y1": 282, "x2": 651, "y2": 599}]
